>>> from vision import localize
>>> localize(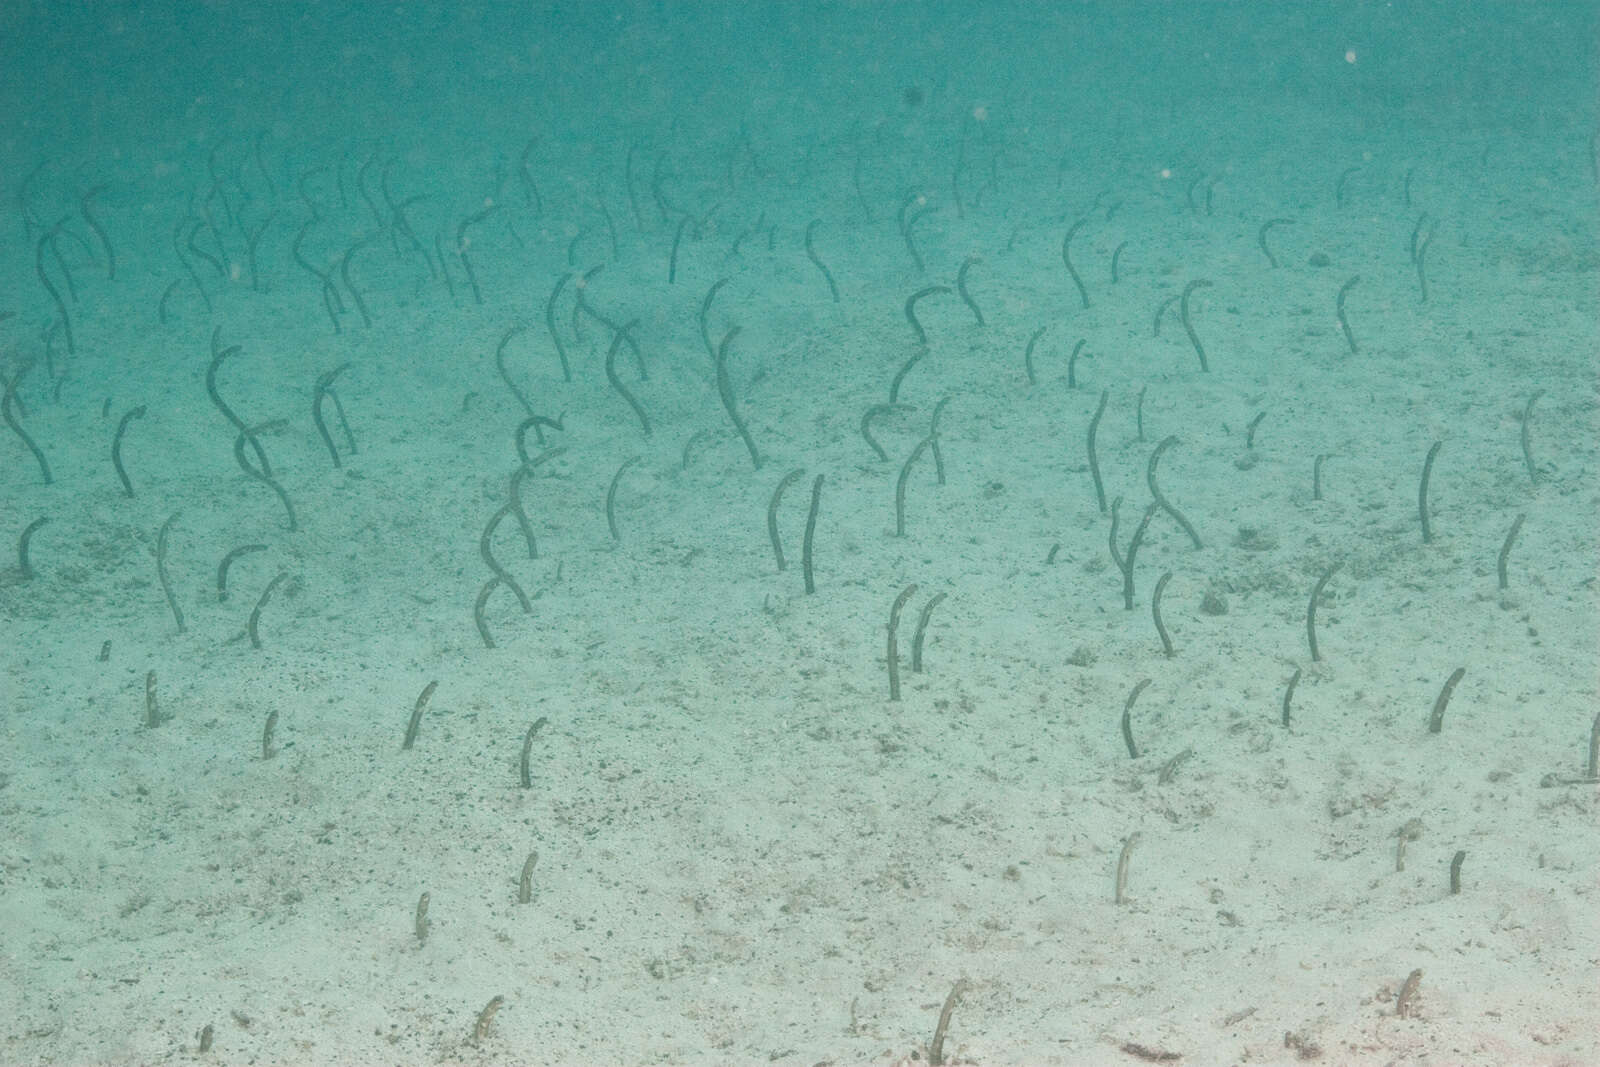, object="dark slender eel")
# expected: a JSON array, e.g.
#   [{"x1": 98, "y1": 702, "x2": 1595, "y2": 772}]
[
  {"x1": 1067, "y1": 339, "x2": 1087, "y2": 389},
  {"x1": 434, "y1": 232, "x2": 456, "y2": 301},
  {"x1": 904, "y1": 285, "x2": 951, "y2": 347},
  {"x1": 243, "y1": 209, "x2": 275, "y2": 292},
  {"x1": 1335, "y1": 165, "x2": 1360, "y2": 208},
  {"x1": 291, "y1": 215, "x2": 326, "y2": 287},
  {"x1": 1147, "y1": 435, "x2": 1202, "y2": 549},
  {"x1": 1023, "y1": 324, "x2": 1047, "y2": 385},
  {"x1": 1335, "y1": 275, "x2": 1360, "y2": 354},
  {"x1": 1062, "y1": 217, "x2": 1089, "y2": 309},
  {"x1": 1245, "y1": 411, "x2": 1267, "y2": 450},
  {"x1": 187, "y1": 216, "x2": 225, "y2": 277},
  {"x1": 355, "y1": 149, "x2": 383, "y2": 230},
  {"x1": 312, "y1": 364, "x2": 352, "y2": 468},
  {"x1": 247, "y1": 571, "x2": 290, "y2": 650},
  {"x1": 573, "y1": 264, "x2": 618, "y2": 333},
  {"x1": 401, "y1": 680, "x2": 438, "y2": 751},
  {"x1": 340, "y1": 232, "x2": 379, "y2": 328},
  {"x1": 605, "y1": 456, "x2": 642, "y2": 542},
  {"x1": 1428, "y1": 667, "x2": 1466, "y2": 733},
  {"x1": 1281, "y1": 668, "x2": 1303, "y2": 727},
  {"x1": 205, "y1": 335, "x2": 273, "y2": 477},
  {"x1": 1257, "y1": 217, "x2": 1294, "y2": 268},
  {"x1": 156, "y1": 511, "x2": 186, "y2": 633},
  {"x1": 802, "y1": 474, "x2": 823, "y2": 594},
  {"x1": 515, "y1": 415, "x2": 564, "y2": 461},
  {"x1": 494, "y1": 325, "x2": 534, "y2": 415},
  {"x1": 888, "y1": 350, "x2": 924, "y2": 404},
  {"x1": 315, "y1": 261, "x2": 344, "y2": 328},
  {"x1": 911, "y1": 592, "x2": 947, "y2": 672},
  {"x1": 1414, "y1": 219, "x2": 1435, "y2": 302},
  {"x1": 508, "y1": 447, "x2": 566, "y2": 560},
  {"x1": 803, "y1": 219, "x2": 840, "y2": 303},
  {"x1": 1419, "y1": 440, "x2": 1442, "y2": 543},
  {"x1": 730, "y1": 217, "x2": 760, "y2": 258},
  {"x1": 1179, "y1": 279, "x2": 1214, "y2": 371},
  {"x1": 1108, "y1": 496, "x2": 1125, "y2": 573},
  {"x1": 1121, "y1": 679, "x2": 1152, "y2": 758},
  {"x1": 1497, "y1": 514, "x2": 1526, "y2": 592},
  {"x1": 173, "y1": 214, "x2": 211, "y2": 313},
  {"x1": 327, "y1": 379, "x2": 356, "y2": 454},
  {"x1": 1307, "y1": 561, "x2": 1342, "y2": 662},
  {"x1": 112, "y1": 405, "x2": 147, "y2": 496},
  {"x1": 714, "y1": 327, "x2": 760, "y2": 468},
  {"x1": 1151, "y1": 571, "x2": 1174, "y2": 656},
  {"x1": 520, "y1": 716, "x2": 549, "y2": 788},
  {"x1": 767, "y1": 468, "x2": 806, "y2": 572},
  {"x1": 145, "y1": 670, "x2": 161, "y2": 728},
  {"x1": 894, "y1": 436, "x2": 934, "y2": 537},
  {"x1": 605, "y1": 321, "x2": 652, "y2": 437},
  {"x1": 157, "y1": 278, "x2": 181, "y2": 324},
  {"x1": 456, "y1": 204, "x2": 498, "y2": 305},
  {"x1": 667, "y1": 215, "x2": 688, "y2": 284},
  {"x1": 680, "y1": 429, "x2": 713, "y2": 470},
  {"x1": 860, "y1": 404, "x2": 908, "y2": 462},
  {"x1": 887, "y1": 584, "x2": 918, "y2": 701},
  {"x1": 3, "y1": 365, "x2": 52, "y2": 484},
  {"x1": 619, "y1": 315, "x2": 649, "y2": 381},
  {"x1": 18, "y1": 517, "x2": 49, "y2": 579},
  {"x1": 698, "y1": 277, "x2": 731, "y2": 365},
  {"x1": 35, "y1": 221, "x2": 74, "y2": 354},
  {"x1": 474, "y1": 575, "x2": 502, "y2": 648},
  {"x1": 517, "y1": 138, "x2": 543, "y2": 212},
  {"x1": 956, "y1": 255, "x2": 984, "y2": 325},
  {"x1": 481, "y1": 503, "x2": 533, "y2": 613},
  {"x1": 1411, "y1": 211, "x2": 1430, "y2": 268},
  {"x1": 232, "y1": 428, "x2": 298, "y2": 531},
  {"x1": 902, "y1": 204, "x2": 936, "y2": 272},
  {"x1": 1152, "y1": 294, "x2": 1179, "y2": 339},
  {"x1": 1086, "y1": 389, "x2": 1109, "y2": 514},
  {"x1": 1521, "y1": 391, "x2": 1543, "y2": 482},
  {"x1": 17, "y1": 160, "x2": 46, "y2": 239},
  {"x1": 928, "y1": 979, "x2": 967, "y2": 1067},
  {"x1": 508, "y1": 465, "x2": 537, "y2": 559},
  {"x1": 896, "y1": 192, "x2": 919, "y2": 238},
  {"x1": 1121, "y1": 502, "x2": 1159, "y2": 610},
  {"x1": 928, "y1": 396, "x2": 951, "y2": 485},
  {"x1": 543, "y1": 272, "x2": 573, "y2": 382},
  {"x1": 217, "y1": 543, "x2": 268, "y2": 601},
  {"x1": 80, "y1": 184, "x2": 115, "y2": 279}
]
